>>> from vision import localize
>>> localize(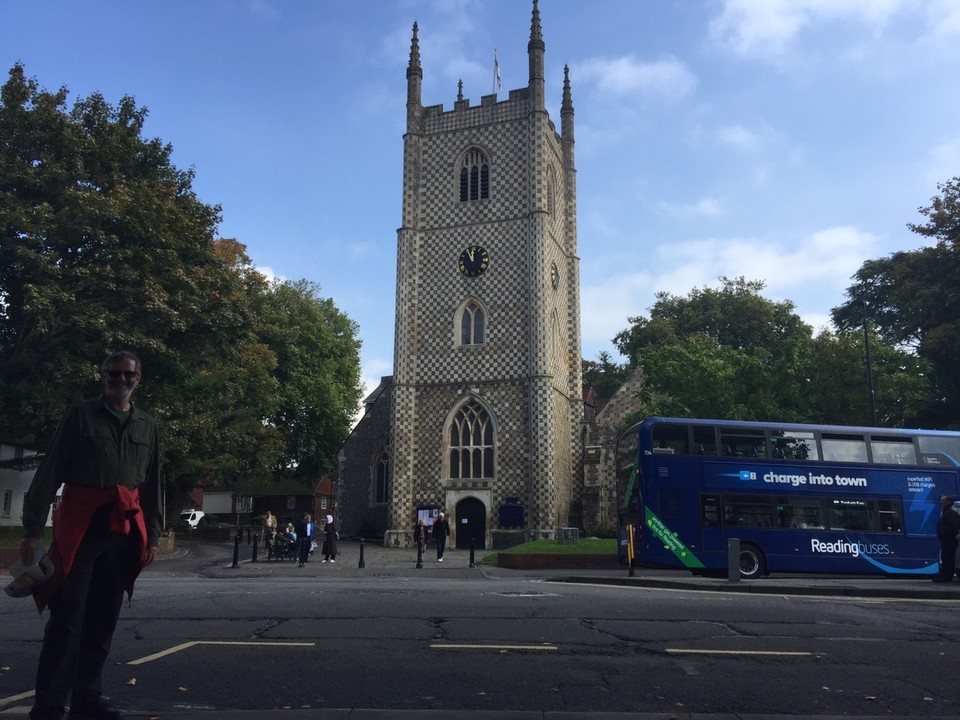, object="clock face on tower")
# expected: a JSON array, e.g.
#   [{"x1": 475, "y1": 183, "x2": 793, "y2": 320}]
[{"x1": 458, "y1": 245, "x2": 490, "y2": 277}]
